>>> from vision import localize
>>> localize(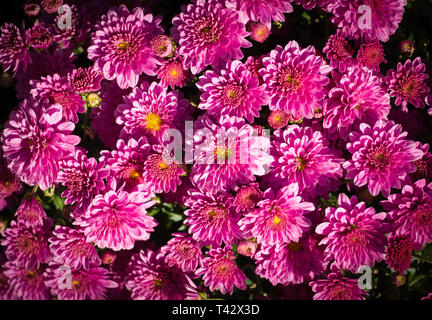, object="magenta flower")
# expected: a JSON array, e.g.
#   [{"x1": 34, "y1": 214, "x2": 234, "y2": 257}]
[
  {"x1": 385, "y1": 57, "x2": 430, "y2": 110},
  {"x1": 67, "y1": 67, "x2": 103, "y2": 94},
  {"x1": 126, "y1": 249, "x2": 194, "y2": 300},
  {"x1": 160, "y1": 233, "x2": 204, "y2": 273},
  {"x1": 309, "y1": 264, "x2": 368, "y2": 300},
  {"x1": 410, "y1": 142, "x2": 432, "y2": 182},
  {"x1": 357, "y1": 41, "x2": 387, "y2": 72},
  {"x1": 322, "y1": 30, "x2": 355, "y2": 72},
  {"x1": 1, "y1": 99, "x2": 80, "y2": 191},
  {"x1": 116, "y1": 81, "x2": 191, "y2": 144},
  {"x1": 249, "y1": 23, "x2": 271, "y2": 43},
  {"x1": 88, "y1": 5, "x2": 164, "y2": 89},
  {"x1": 381, "y1": 179, "x2": 432, "y2": 245},
  {"x1": 316, "y1": 194, "x2": 388, "y2": 273},
  {"x1": 196, "y1": 60, "x2": 269, "y2": 122},
  {"x1": 171, "y1": 0, "x2": 251, "y2": 74},
  {"x1": 259, "y1": 41, "x2": 332, "y2": 119},
  {"x1": 323, "y1": 66, "x2": 390, "y2": 136},
  {"x1": 157, "y1": 54, "x2": 191, "y2": 89},
  {"x1": 100, "y1": 137, "x2": 150, "y2": 192},
  {"x1": 15, "y1": 196, "x2": 47, "y2": 229},
  {"x1": 226, "y1": 0, "x2": 293, "y2": 28},
  {"x1": 196, "y1": 246, "x2": 247, "y2": 295},
  {"x1": 184, "y1": 189, "x2": 241, "y2": 247},
  {"x1": 190, "y1": 115, "x2": 273, "y2": 194},
  {"x1": 0, "y1": 23, "x2": 31, "y2": 75},
  {"x1": 1, "y1": 219, "x2": 52, "y2": 269},
  {"x1": 49, "y1": 226, "x2": 101, "y2": 270},
  {"x1": 233, "y1": 183, "x2": 262, "y2": 213},
  {"x1": 142, "y1": 148, "x2": 186, "y2": 194},
  {"x1": 30, "y1": 73, "x2": 85, "y2": 123},
  {"x1": 150, "y1": 34, "x2": 174, "y2": 58},
  {"x1": 3, "y1": 262, "x2": 50, "y2": 300},
  {"x1": 254, "y1": 234, "x2": 326, "y2": 285},
  {"x1": 90, "y1": 81, "x2": 130, "y2": 149},
  {"x1": 239, "y1": 184, "x2": 314, "y2": 245},
  {"x1": 328, "y1": 0, "x2": 407, "y2": 42},
  {"x1": 57, "y1": 149, "x2": 109, "y2": 208},
  {"x1": 268, "y1": 110, "x2": 290, "y2": 129},
  {"x1": 385, "y1": 234, "x2": 421, "y2": 274},
  {"x1": 26, "y1": 23, "x2": 53, "y2": 50},
  {"x1": 74, "y1": 183, "x2": 157, "y2": 251},
  {"x1": 41, "y1": 0, "x2": 63, "y2": 13},
  {"x1": 44, "y1": 264, "x2": 117, "y2": 300},
  {"x1": 268, "y1": 125, "x2": 343, "y2": 195},
  {"x1": 343, "y1": 120, "x2": 424, "y2": 197}
]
